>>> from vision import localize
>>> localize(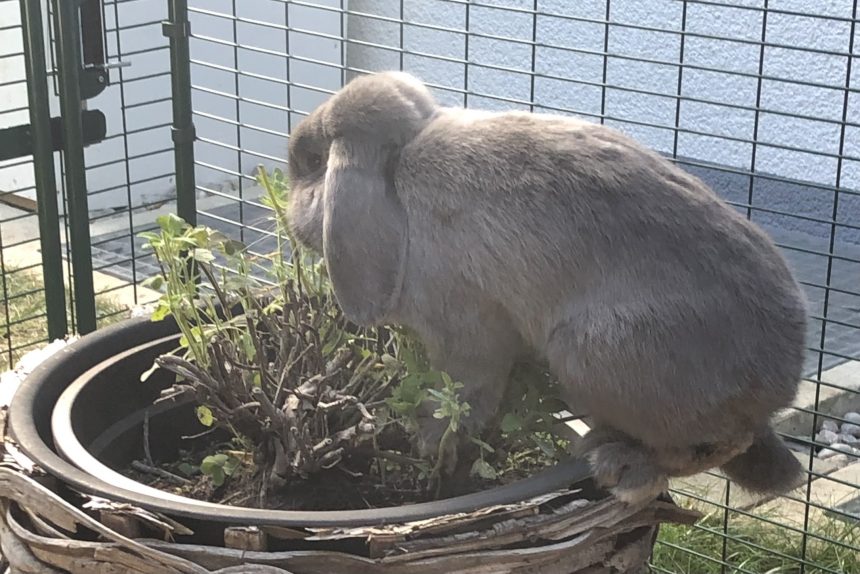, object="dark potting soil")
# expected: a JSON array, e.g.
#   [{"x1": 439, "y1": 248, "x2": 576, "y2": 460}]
[{"x1": 122, "y1": 434, "x2": 565, "y2": 511}]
